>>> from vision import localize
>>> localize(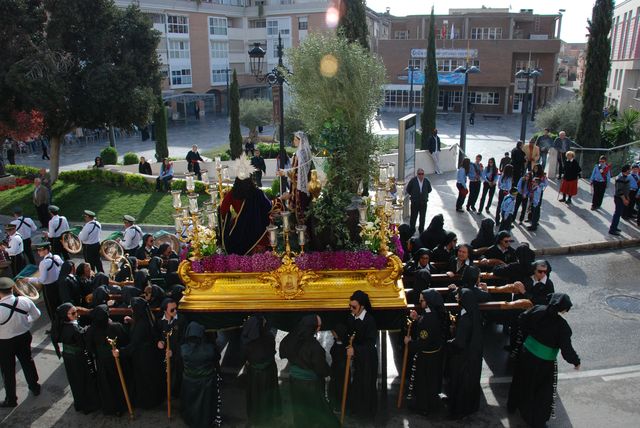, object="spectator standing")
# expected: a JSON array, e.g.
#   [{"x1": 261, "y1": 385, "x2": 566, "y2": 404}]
[
  {"x1": 456, "y1": 158, "x2": 470, "y2": 213},
  {"x1": 405, "y1": 169, "x2": 432, "y2": 233},
  {"x1": 514, "y1": 172, "x2": 532, "y2": 224},
  {"x1": 589, "y1": 155, "x2": 611, "y2": 210},
  {"x1": 511, "y1": 141, "x2": 526, "y2": 183},
  {"x1": 40, "y1": 138, "x2": 50, "y2": 160},
  {"x1": 6, "y1": 141, "x2": 16, "y2": 165},
  {"x1": 499, "y1": 188, "x2": 518, "y2": 230},
  {"x1": 559, "y1": 151, "x2": 581, "y2": 205},
  {"x1": 186, "y1": 145, "x2": 204, "y2": 180},
  {"x1": 609, "y1": 164, "x2": 631, "y2": 235},
  {"x1": 527, "y1": 178, "x2": 544, "y2": 231},
  {"x1": 427, "y1": 129, "x2": 442, "y2": 174},
  {"x1": 535, "y1": 128, "x2": 554, "y2": 171},
  {"x1": 32, "y1": 178, "x2": 50, "y2": 228},
  {"x1": 466, "y1": 154, "x2": 483, "y2": 212},
  {"x1": 251, "y1": 149, "x2": 267, "y2": 187},
  {"x1": 624, "y1": 163, "x2": 639, "y2": 219},
  {"x1": 156, "y1": 158, "x2": 174, "y2": 192},
  {"x1": 524, "y1": 137, "x2": 540, "y2": 171},
  {"x1": 495, "y1": 164, "x2": 514, "y2": 225},
  {"x1": 138, "y1": 156, "x2": 152, "y2": 175},
  {"x1": 478, "y1": 158, "x2": 498, "y2": 214},
  {"x1": 499, "y1": 152, "x2": 511, "y2": 172},
  {"x1": 92, "y1": 157, "x2": 104, "y2": 168},
  {"x1": 553, "y1": 131, "x2": 572, "y2": 179}
]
